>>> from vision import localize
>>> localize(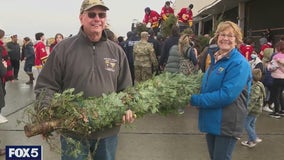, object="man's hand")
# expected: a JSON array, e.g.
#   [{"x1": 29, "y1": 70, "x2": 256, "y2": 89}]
[
  {"x1": 122, "y1": 109, "x2": 136, "y2": 124},
  {"x1": 2, "y1": 60, "x2": 7, "y2": 68}
]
